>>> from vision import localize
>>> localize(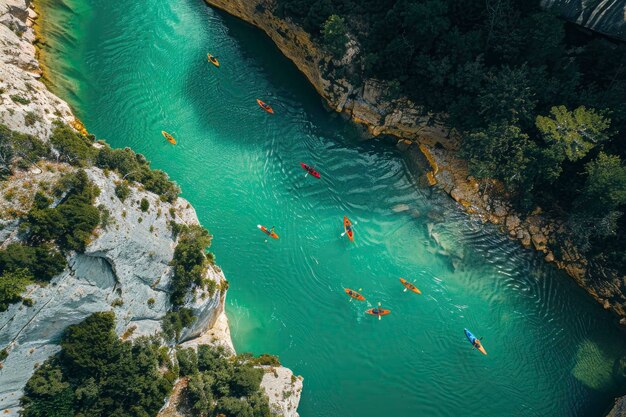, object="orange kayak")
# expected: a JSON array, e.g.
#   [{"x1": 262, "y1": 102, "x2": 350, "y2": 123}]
[
  {"x1": 162, "y1": 131, "x2": 176, "y2": 145},
  {"x1": 207, "y1": 53, "x2": 220, "y2": 67},
  {"x1": 343, "y1": 216, "x2": 354, "y2": 242},
  {"x1": 400, "y1": 278, "x2": 421, "y2": 294},
  {"x1": 257, "y1": 224, "x2": 279, "y2": 239},
  {"x1": 344, "y1": 288, "x2": 365, "y2": 301},
  {"x1": 366, "y1": 307, "x2": 390, "y2": 318},
  {"x1": 257, "y1": 99, "x2": 274, "y2": 114}
]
